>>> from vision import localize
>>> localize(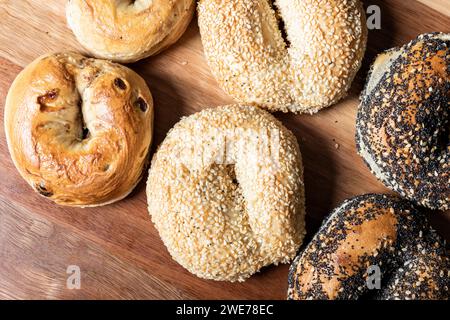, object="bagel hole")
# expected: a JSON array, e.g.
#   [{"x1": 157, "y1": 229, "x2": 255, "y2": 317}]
[
  {"x1": 223, "y1": 165, "x2": 246, "y2": 217},
  {"x1": 268, "y1": 0, "x2": 290, "y2": 48},
  {"x1": 209, "y1": 164, "x2": 244, "y2": 204},
  {"x1": 81, "y1": 127, "x2": 90, "y2": 140},
  {"x1": 76, "y1": 98, "x2": 91, "y2": 140}
]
